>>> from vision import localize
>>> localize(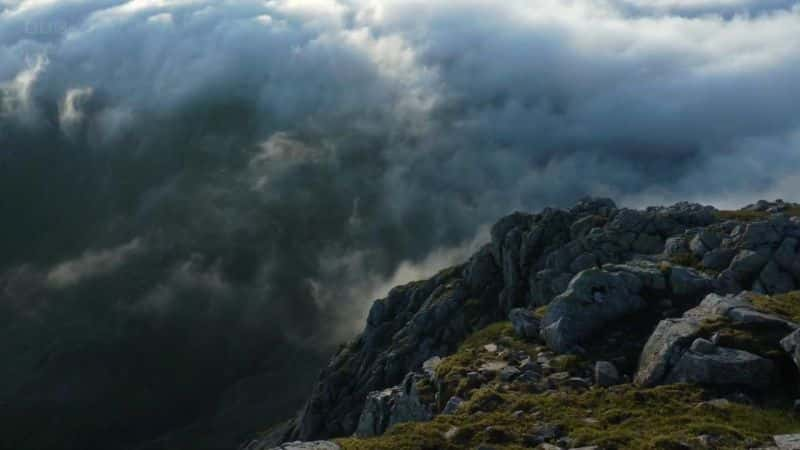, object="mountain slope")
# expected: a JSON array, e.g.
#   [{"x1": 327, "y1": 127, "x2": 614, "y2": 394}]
[{"x1": 251, "y1": 198, "x2": 800, "y2": 450}]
